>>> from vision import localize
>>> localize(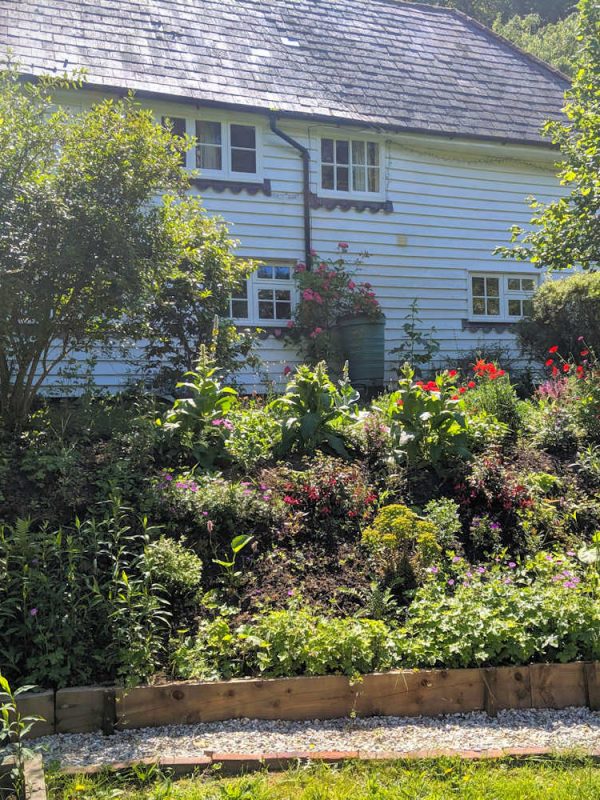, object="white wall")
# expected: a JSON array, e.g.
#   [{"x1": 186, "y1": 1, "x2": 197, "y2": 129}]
[{"x1": 42, "y1": 91, "x2": 562, "y2": 392}]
